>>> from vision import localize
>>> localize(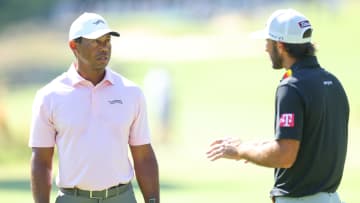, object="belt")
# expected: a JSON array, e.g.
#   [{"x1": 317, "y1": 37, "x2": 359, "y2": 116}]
[
  {"x1": 60, "y1": 183, "x2": 130, "y2": 199},
  {"x1": 272, "y1": 192, "x2": 339, "y2": 202}
]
